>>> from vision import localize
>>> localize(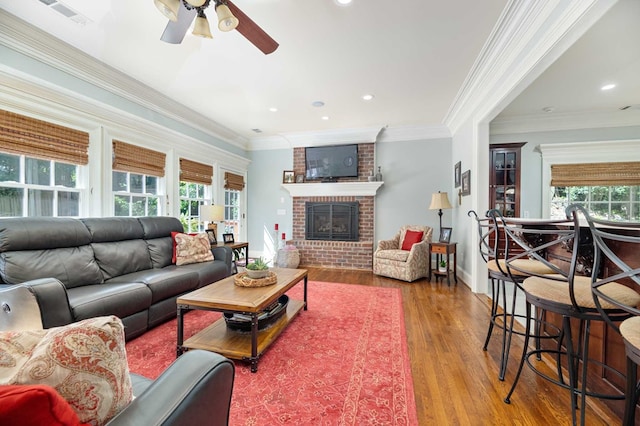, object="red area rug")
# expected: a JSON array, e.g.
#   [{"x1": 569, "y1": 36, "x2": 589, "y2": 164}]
[{"x1": 125, "y1": 281, "x2": 417, "y2": 425}]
